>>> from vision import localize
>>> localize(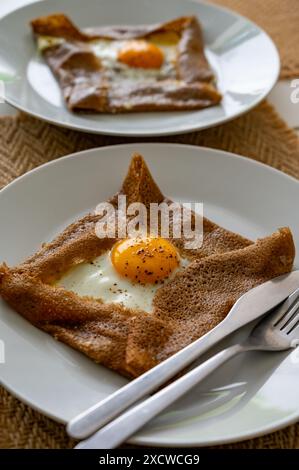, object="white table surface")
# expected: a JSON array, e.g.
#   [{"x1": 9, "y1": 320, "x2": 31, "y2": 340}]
[{"x1": 0, "y1": 0, "x2": 298, "y2": 131}]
